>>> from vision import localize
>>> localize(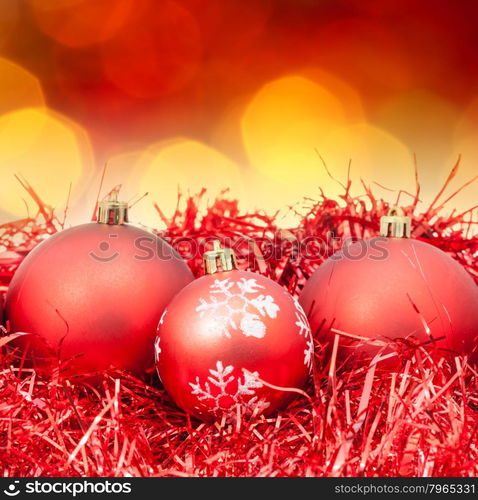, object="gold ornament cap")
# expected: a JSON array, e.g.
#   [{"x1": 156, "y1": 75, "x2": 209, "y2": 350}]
[
  {"x1": 97, "y1": 194, "x2": 128, "y2": 225},
  {"x1": 204, "y1": 240, "x2": 237, "y2": 275},
  {"x1": 380, "y1": 207, "x2": 411, "y2": 238}
]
